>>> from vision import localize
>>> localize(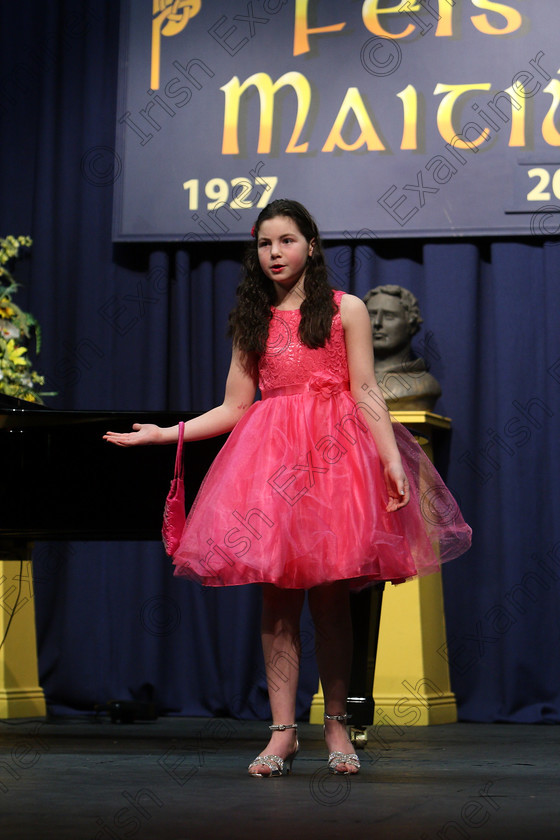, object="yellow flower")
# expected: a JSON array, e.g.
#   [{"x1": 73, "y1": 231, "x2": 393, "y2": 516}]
[
  {"x1": 0, "y1": 234, "x2": 45, "y2": 404},
  {"x1": 4, "y1": 339, "x2": 28, "y2": 366},
  {"x1": 0, "y1": 300, "x2": 15, "y2": 318}
]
